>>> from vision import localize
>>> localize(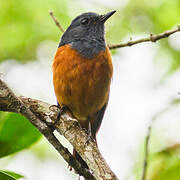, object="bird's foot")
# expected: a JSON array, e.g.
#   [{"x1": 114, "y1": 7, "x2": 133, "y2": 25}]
[
  {"x1": 47, "y1": 105, "x2": 68, "y2": 131},
  {"x1": 85, "y1": 120, "x2": 95, "y2": 145},
  {"x1": 54, "y1": 105, "x2": 68, "y2": 125}
]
